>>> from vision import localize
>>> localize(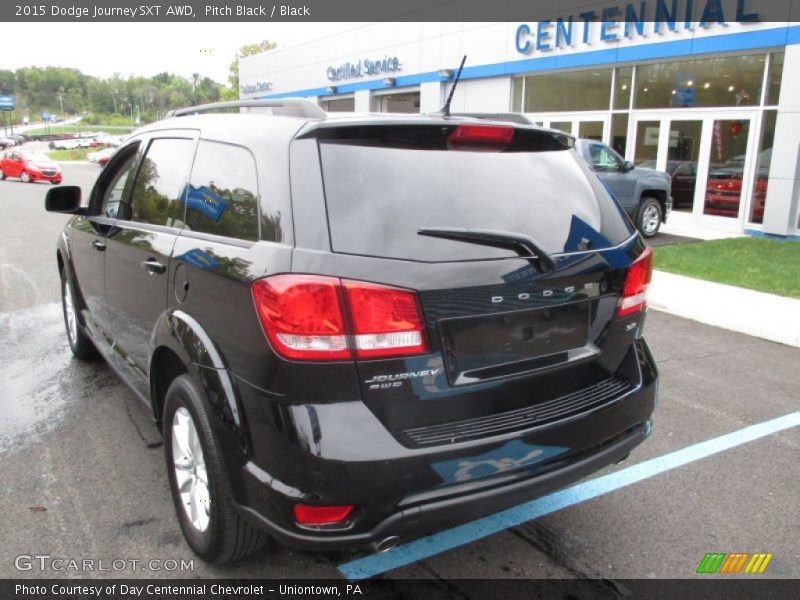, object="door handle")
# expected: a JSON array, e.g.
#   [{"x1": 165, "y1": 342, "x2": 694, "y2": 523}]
[
  {"x1": 141, "y1": 259, "x2": 166, "y2": 275},
  {"x1": 92, "y1": 240, "x2": 106, "y2": 251}
]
